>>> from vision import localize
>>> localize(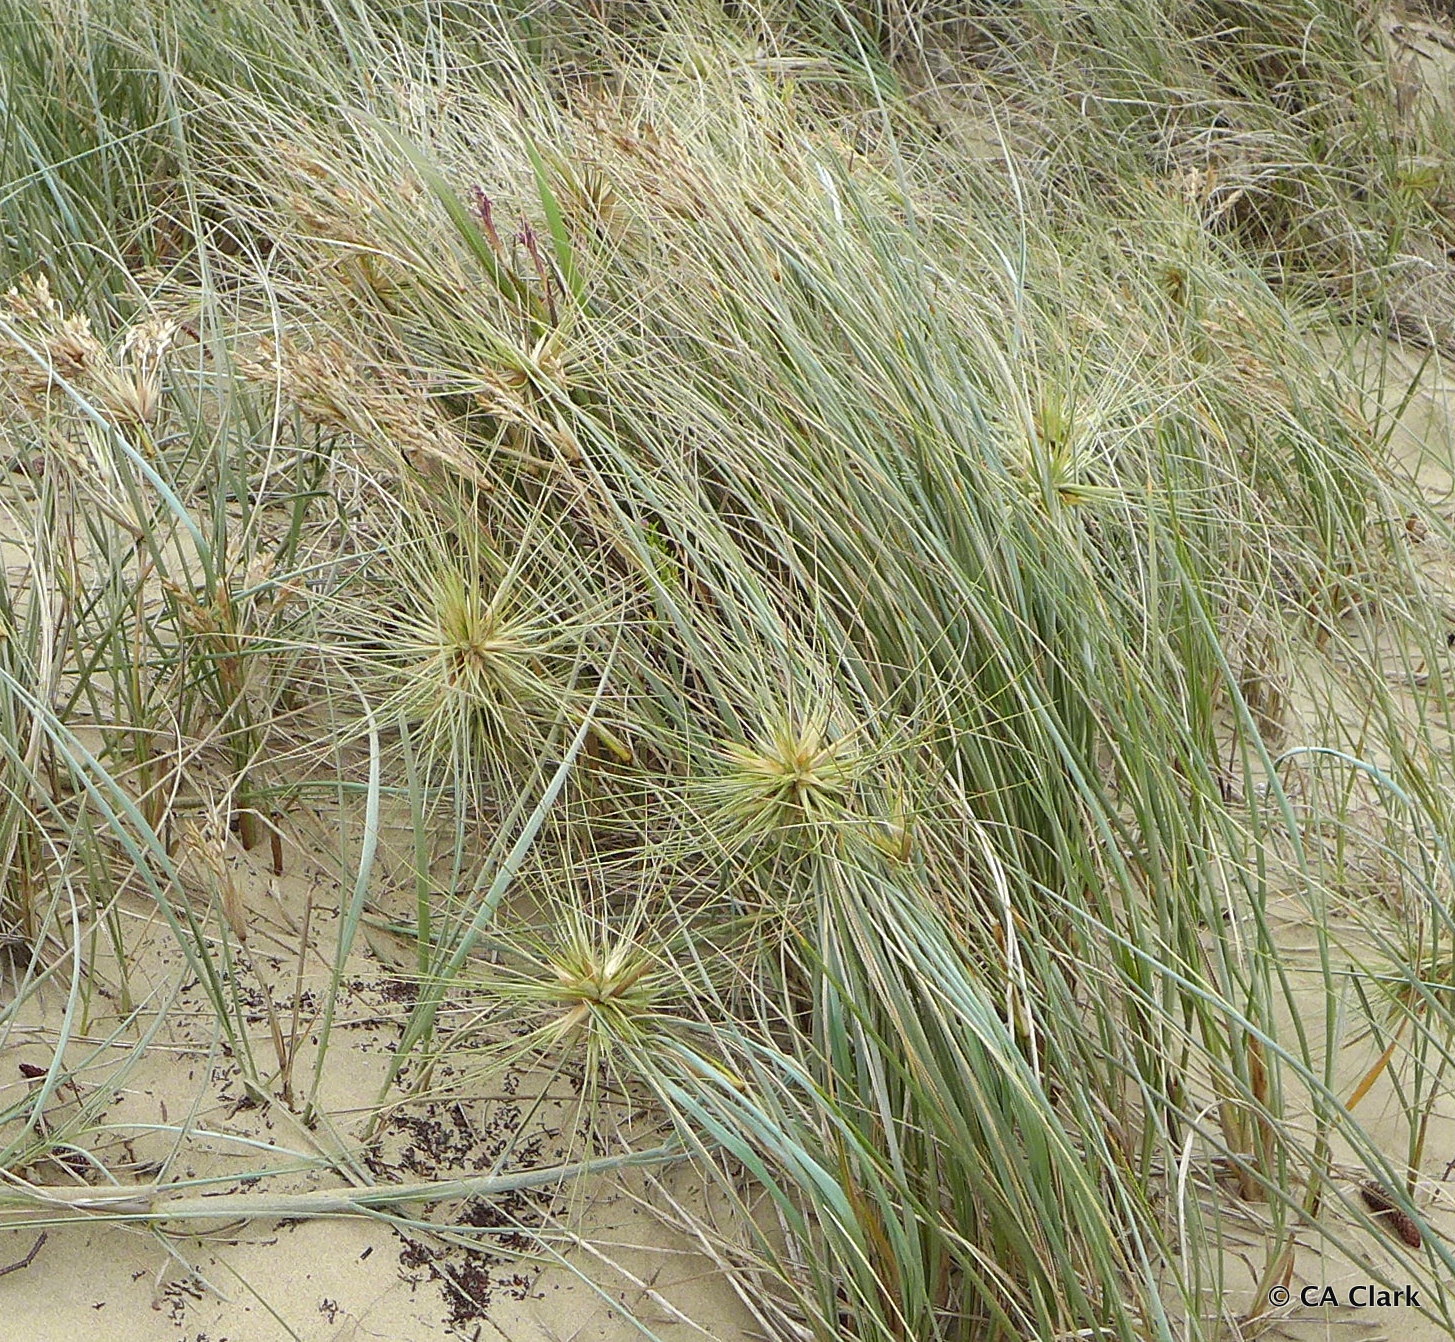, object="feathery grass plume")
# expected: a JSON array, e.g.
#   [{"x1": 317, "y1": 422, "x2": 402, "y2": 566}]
[
  {"x1": 0, "y1": 277, "x2": 109, "y2": 409},
  {"x1": 1, "y1": 275, "x2": 182, "y2": 435}
]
